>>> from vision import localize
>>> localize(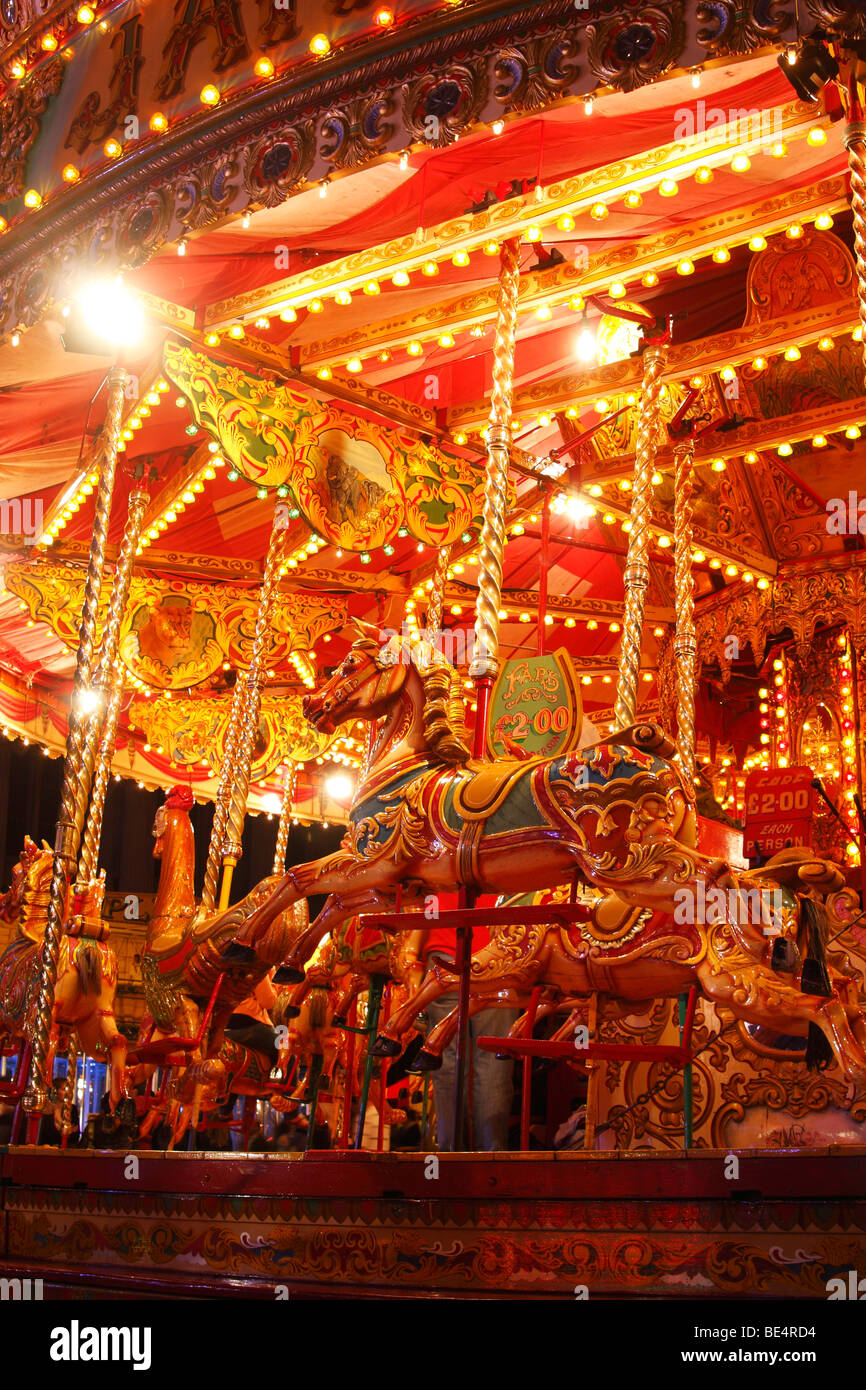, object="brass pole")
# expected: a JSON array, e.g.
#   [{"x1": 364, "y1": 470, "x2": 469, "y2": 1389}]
[
  {"x1": 272, "y1": 762, "x2": 297, "y2": 876},
  {"x1": 845, "y1": 120, "x2": 866, "y2": 381},
  {"x1": 23, "y1": 364, "x2": 126, "y2": 1121},
  {"x1": 426, "y1": 544, "x2": 451, "y2": 640},
  {"x1": 76, "y1": 484, "x2": 149, "y2": 889},
  {"x1": 614, "y1": 346, "x2": 667, "y2": 729},
  {"x1": 58, "y1": 1036, "x2": 79, "y2": 1140},
  {"x1": 77, "y1": 670, "x2": 124, "y2": 888},
  {"x1": 218, "y1": 507, "x2": 289, "y2": 909},
  {"x1": 672, "y1": 438, "x2": 697, "y2": 786},
  {"x1": 469, "y1": 237, "x2": 520, "y2": 685},
  {"x1": 202, "y1": 680, "x2": 247, "y2": 913}
]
